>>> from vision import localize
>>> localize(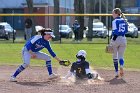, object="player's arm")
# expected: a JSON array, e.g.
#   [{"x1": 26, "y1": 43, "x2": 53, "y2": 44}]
[
  {"x1": 64, "y1": 71, "x2": 73, "y2": 79},
  {"x1": 26, "y1": 36, "x2": 40, "y2": 58},
  {"x1": 25, "y1": 41, "x2": 36, "y2": 58},
  {"x1": 64, "y1": 63, "x2": 75, "y2": 79},
  {"x1": 54, "y1": 56, "x2": 61, "y2": 62},
  {"x1": 45, "y1": 42, "x2": 56, "y2": 58},
  {"x1": 112, "y1": 20, "x2": 118, "y2": 41},
  {"x1": 45, "y1": 43, "x2": 62, "y2": 62},
  {"x1": 45, "y1": 42, "x2": 71, "y2": 66},
  {"x1": 85, "y1": 62, "x2": 93, "y2": 79}
]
